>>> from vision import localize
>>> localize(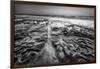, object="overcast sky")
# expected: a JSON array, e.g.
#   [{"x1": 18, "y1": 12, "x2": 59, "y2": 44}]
[{"x1": 15, "y1": 4, "x2": 94, "y2": 16}]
